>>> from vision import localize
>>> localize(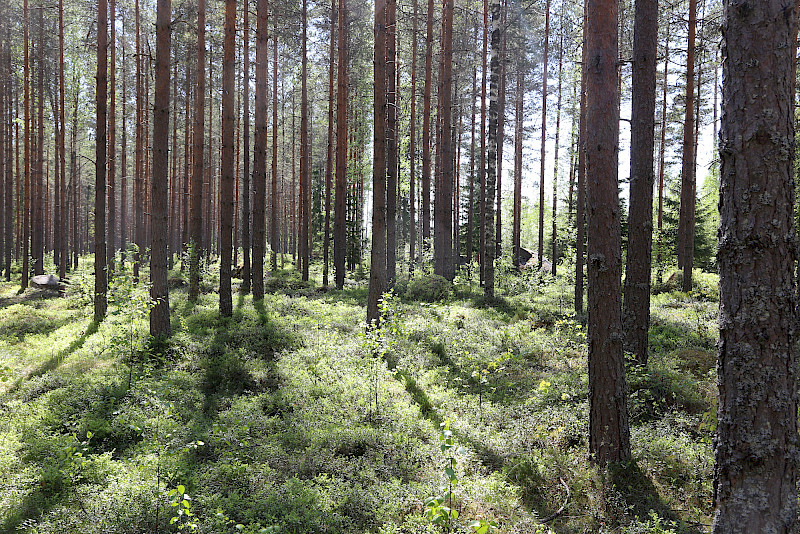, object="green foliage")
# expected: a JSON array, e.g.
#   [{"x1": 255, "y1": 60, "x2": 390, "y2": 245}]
[{"x1": 405, "y1": 274, "x2": 452, "y2": 302}]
